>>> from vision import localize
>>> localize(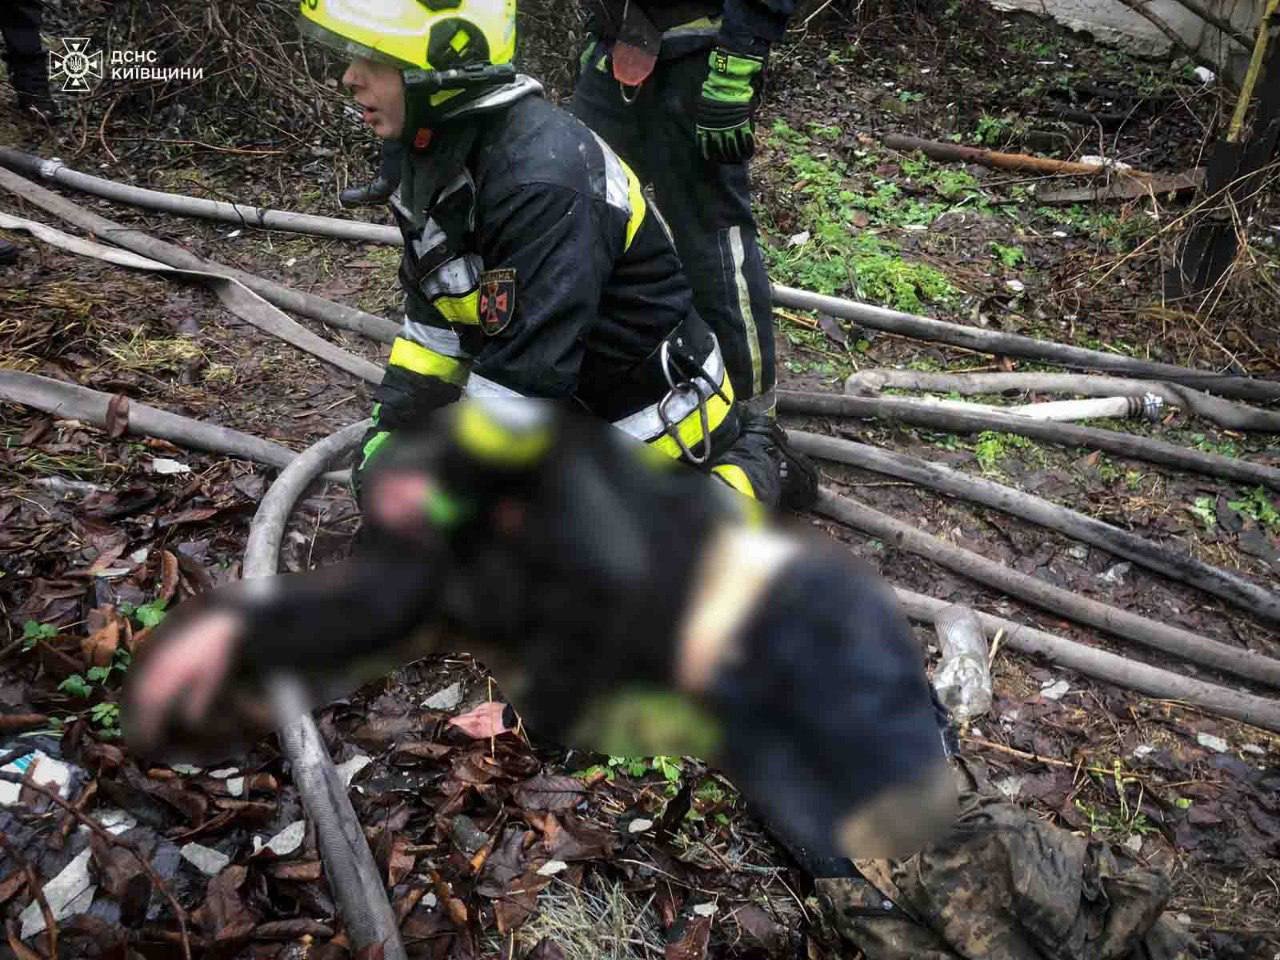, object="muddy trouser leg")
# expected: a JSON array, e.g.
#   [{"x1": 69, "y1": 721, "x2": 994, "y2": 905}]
[
  {"x1": 570, "y1": 44, "x2": 776, "y2": 415},
  {"x1": 0, "y1": 0, "x2": 49, "y2": 101}
]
